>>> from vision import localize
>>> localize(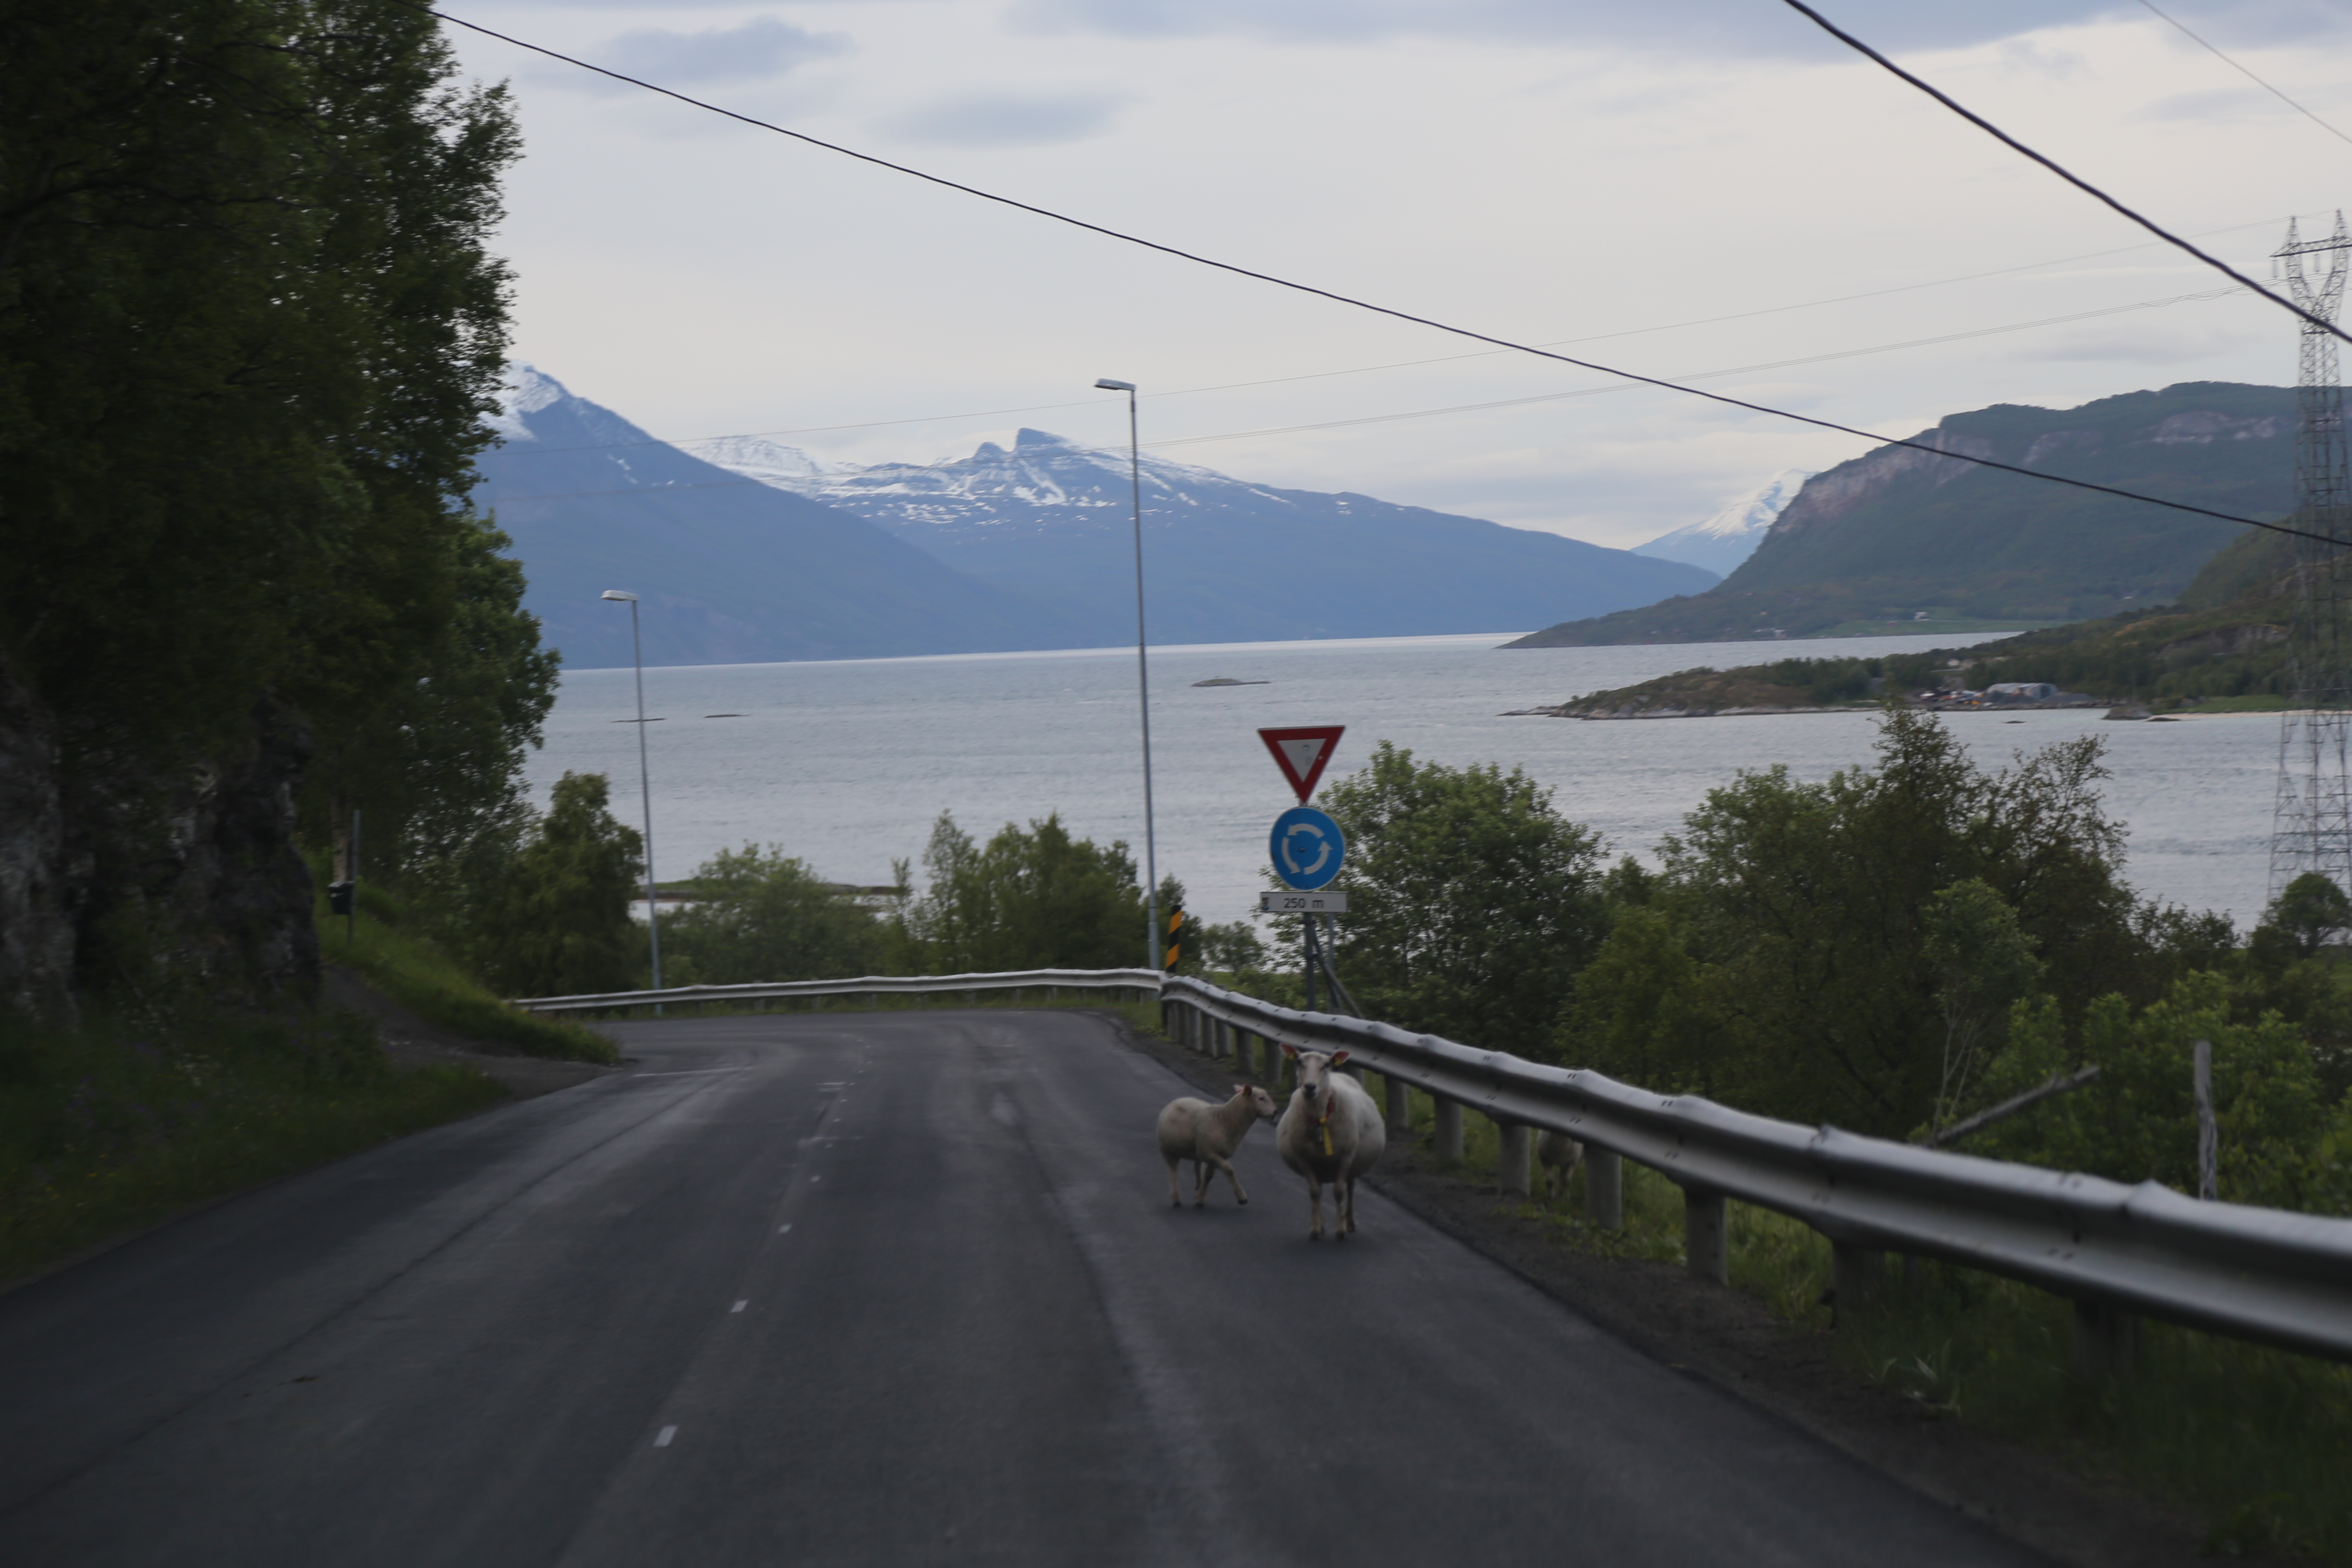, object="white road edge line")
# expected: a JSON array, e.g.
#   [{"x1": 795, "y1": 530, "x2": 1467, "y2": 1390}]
[
  {"x1": 655, "y1": 1426, "x2": 677, "y2": 1448},
  {"x1": 635, "y1": 1068, "x2": 747, "y2": 1078}
]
